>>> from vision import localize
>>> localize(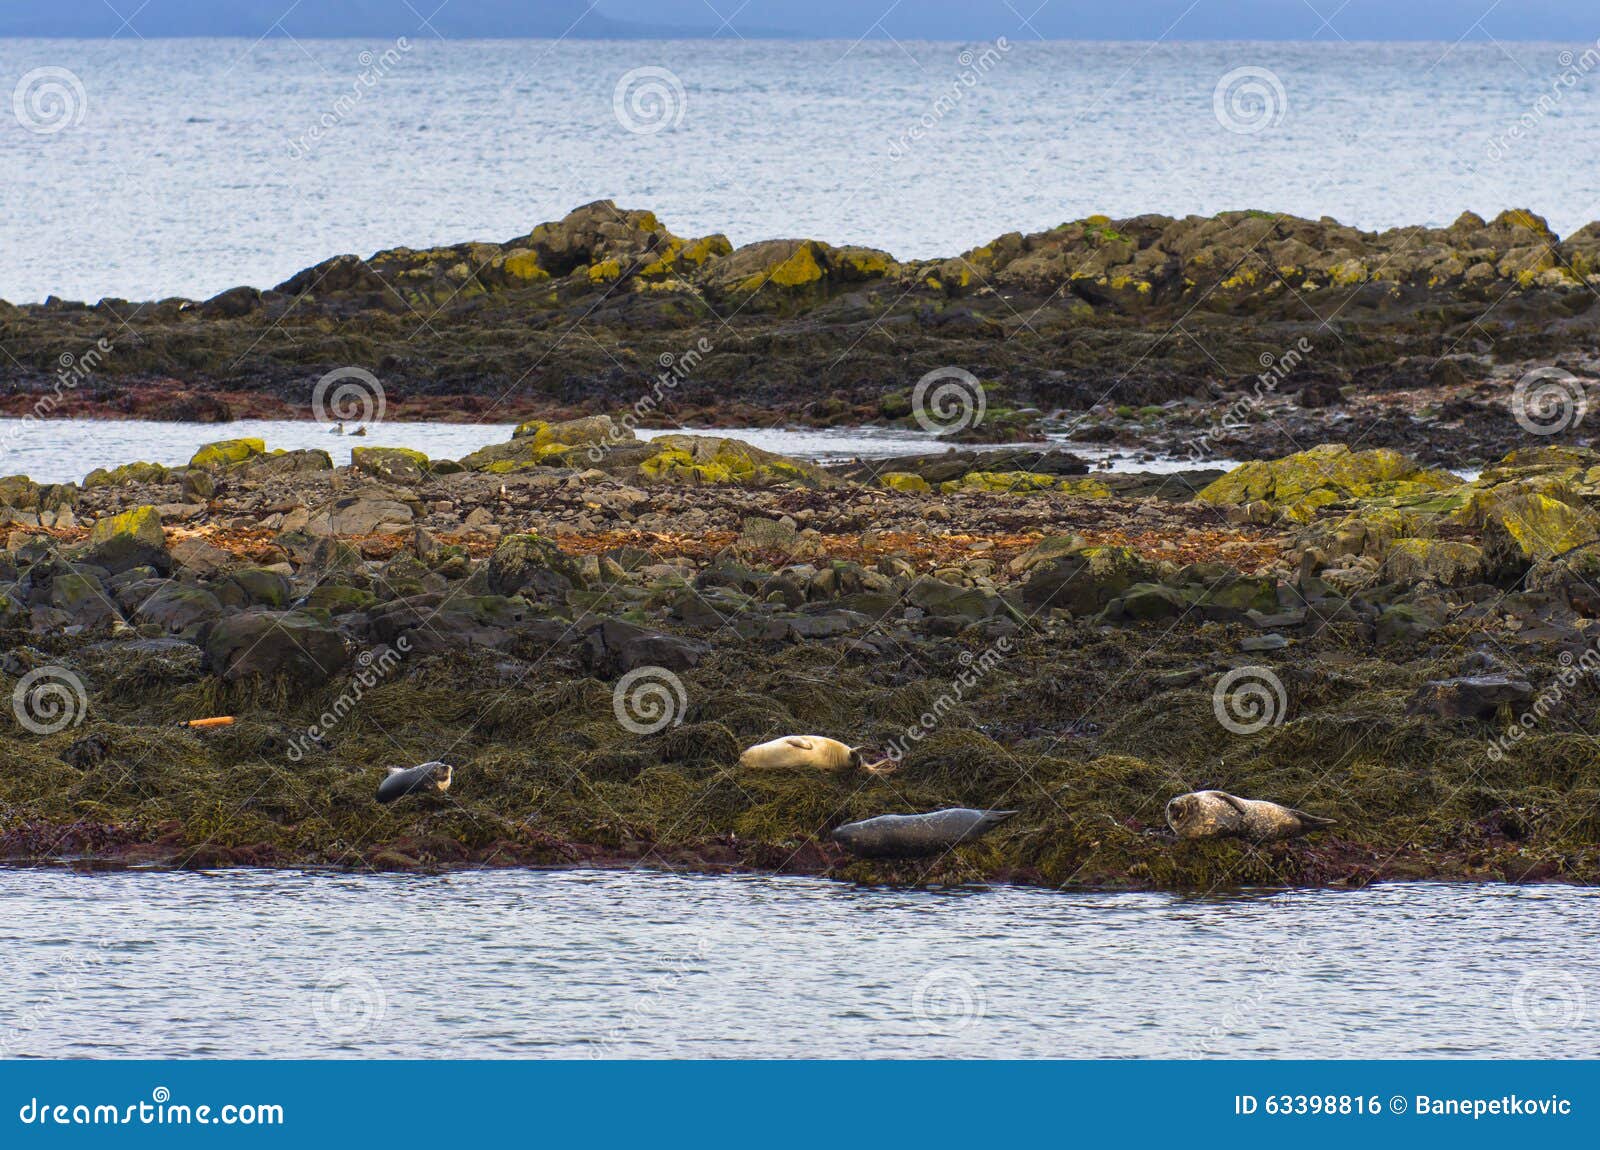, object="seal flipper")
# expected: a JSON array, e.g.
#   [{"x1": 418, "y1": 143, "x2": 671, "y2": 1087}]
[
  {"x1": 1216, "y1": 792, "x2": 1252, "y2": 817},
  {"x1": 1287, "y1": 808, "x2": 1336, "y2": 830}
]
